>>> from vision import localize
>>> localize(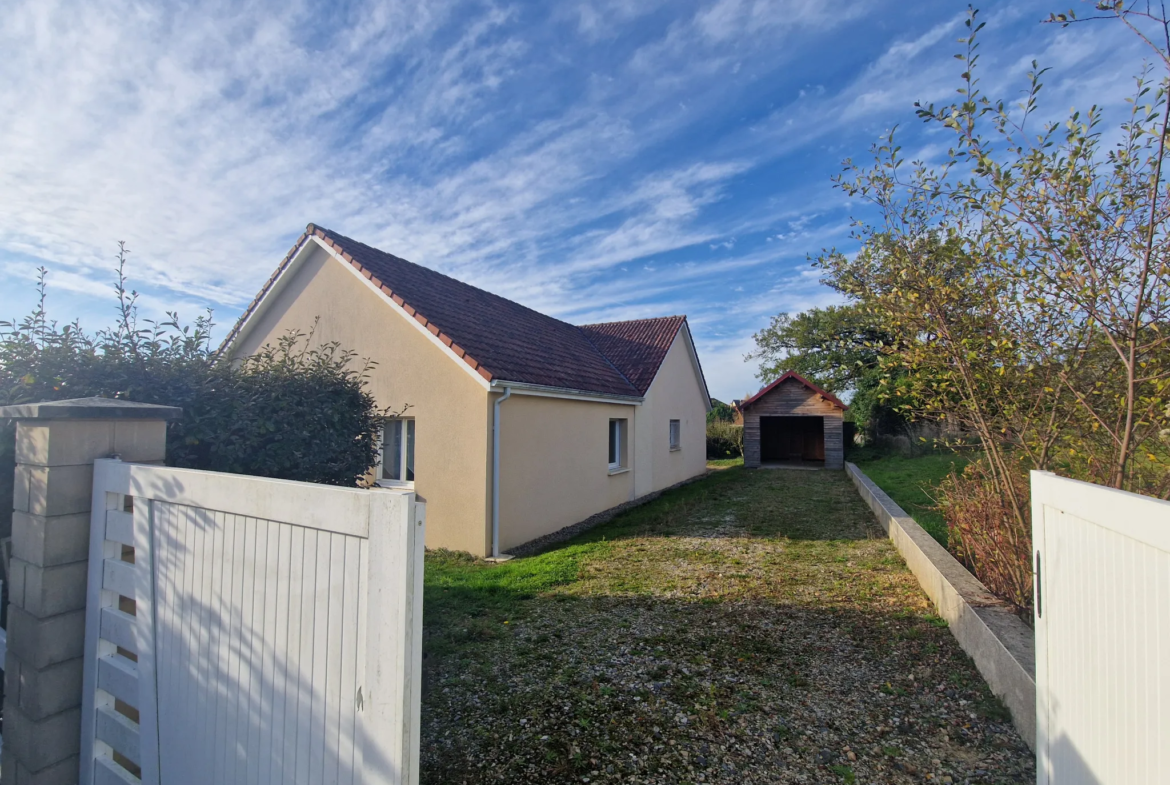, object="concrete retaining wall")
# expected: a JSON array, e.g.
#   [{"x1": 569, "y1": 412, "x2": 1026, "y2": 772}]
[{"x1": 846, "y1": 462, "x2": 1036, "y2": 751}]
